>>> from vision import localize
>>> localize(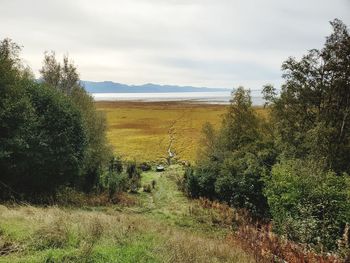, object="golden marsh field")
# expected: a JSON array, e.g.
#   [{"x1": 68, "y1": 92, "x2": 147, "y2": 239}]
[
  {"x1": 96, "y1": 101, "x2": 268, "y2": 163},
  {"x1": 96, "y1": 101, "x2": 226, "y2": 162}
]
